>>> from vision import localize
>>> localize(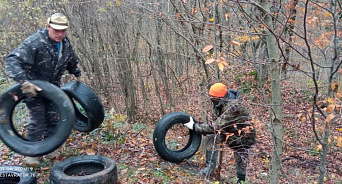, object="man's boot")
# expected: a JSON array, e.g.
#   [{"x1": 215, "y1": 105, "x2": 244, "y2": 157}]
[
  {"x1": 234, "y1": 148, "x2": 248, "y2": 183},
  {"x1": 237, "y1": 173, "x2": 246, "y2": 183},
  {"x1": 200, "y1": 150, "x2": 218, "y2": 177}
]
